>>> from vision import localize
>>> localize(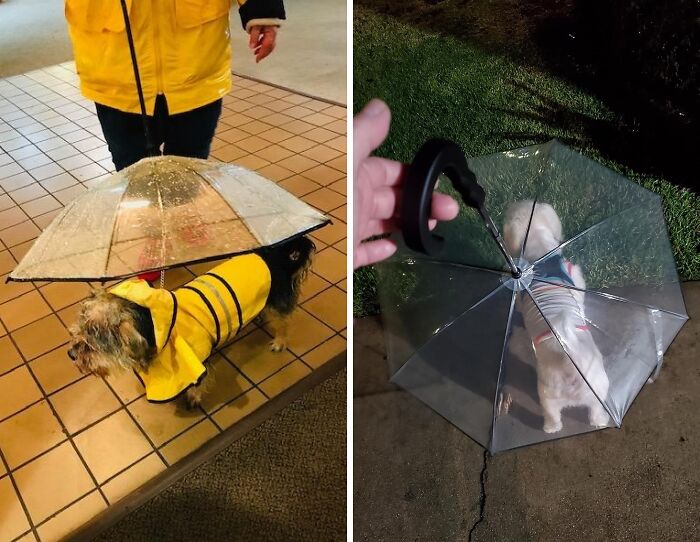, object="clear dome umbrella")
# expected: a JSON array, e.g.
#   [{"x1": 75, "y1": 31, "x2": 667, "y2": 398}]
[
  {"x1": 8, "y1": 156, "x2": 329, "y2": 282},
  {"x1": 378, "y1": 139, "x2": 688, "y2": 453}
]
